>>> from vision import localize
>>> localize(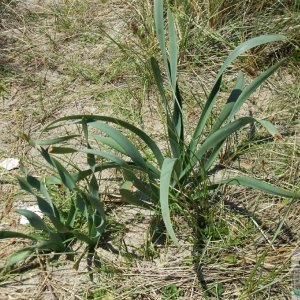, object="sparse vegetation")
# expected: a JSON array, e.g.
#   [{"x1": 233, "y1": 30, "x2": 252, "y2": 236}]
[{"x1": 0, "y1": 0, "x2": 299, "y2": 299}]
